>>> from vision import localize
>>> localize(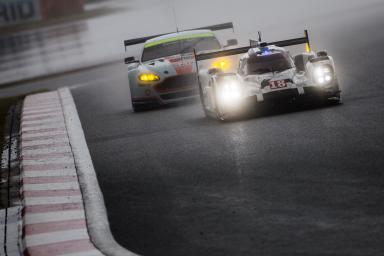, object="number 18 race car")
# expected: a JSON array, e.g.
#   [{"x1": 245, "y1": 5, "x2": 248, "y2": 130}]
[
  {"x1": 195, "y1": 30, "x2": 342, "y2": 120},
  {"x1": 123, "y1": 22, "x2": 238, "y2": 112}
]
